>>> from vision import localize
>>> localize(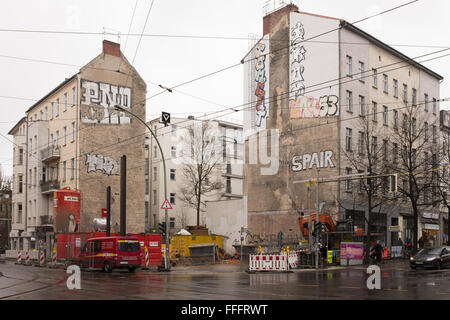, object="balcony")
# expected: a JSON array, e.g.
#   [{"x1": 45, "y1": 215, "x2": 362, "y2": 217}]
[
  {"x1": 40, "y1": 180, "x2": 60, "y2": 194},
  {"x1": 41, "y1": 145, "x2": 60, "y2": 163},
  {"x1": 40, "y1": 215, "x2": 54, "y2": 226}
]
